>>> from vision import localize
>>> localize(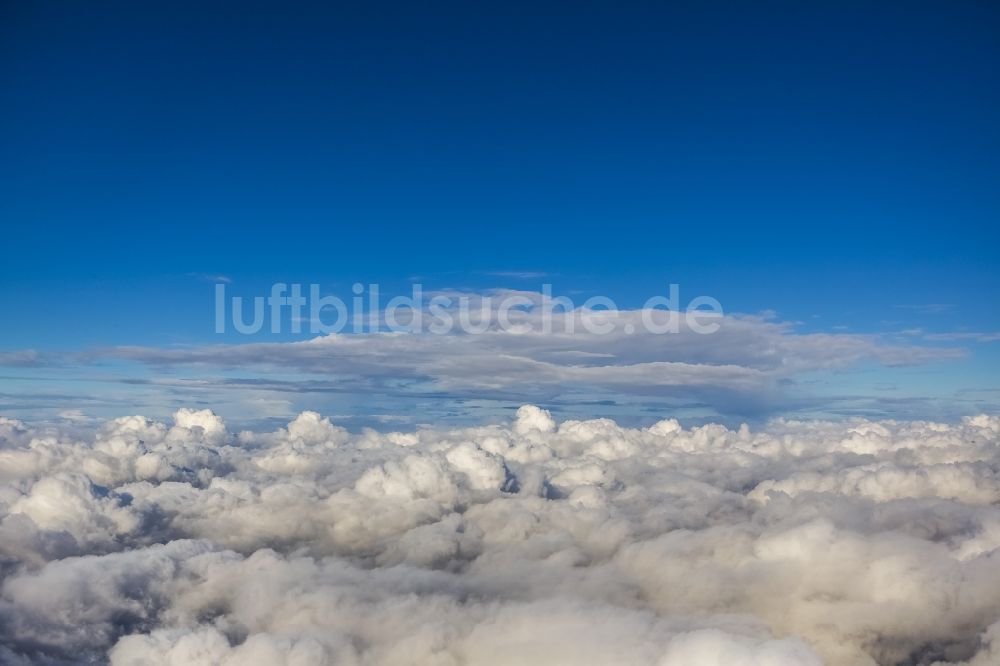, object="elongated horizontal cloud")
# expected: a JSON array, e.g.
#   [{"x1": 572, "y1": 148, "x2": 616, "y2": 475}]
[
  {"x1": 1, "y1": 407, "x2": 999, "y2": 664},
  {"x1": 69, "y1": 293, "x2": 964, "y2": 420}
]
